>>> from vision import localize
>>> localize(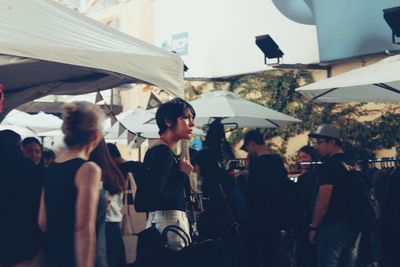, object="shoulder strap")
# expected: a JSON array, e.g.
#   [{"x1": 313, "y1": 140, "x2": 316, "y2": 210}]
[
  {"x1": 122, "y1": 172, "x2": 137, "y2": 233},
  {"x1": 217, "y1": 183, "x2": 243, "y2": 241}
]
